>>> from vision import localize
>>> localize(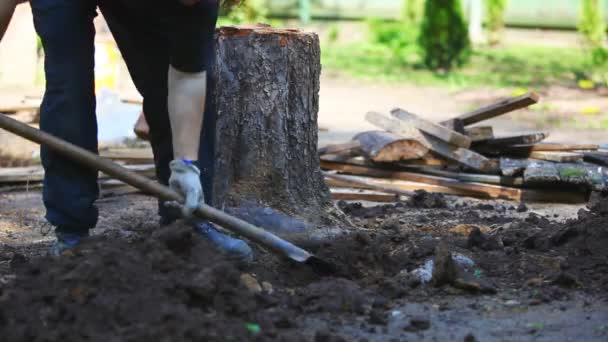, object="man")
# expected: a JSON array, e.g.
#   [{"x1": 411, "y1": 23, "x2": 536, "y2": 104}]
[{"x1": 0, "y1": 0, "x2": 253, "y2": 260}]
